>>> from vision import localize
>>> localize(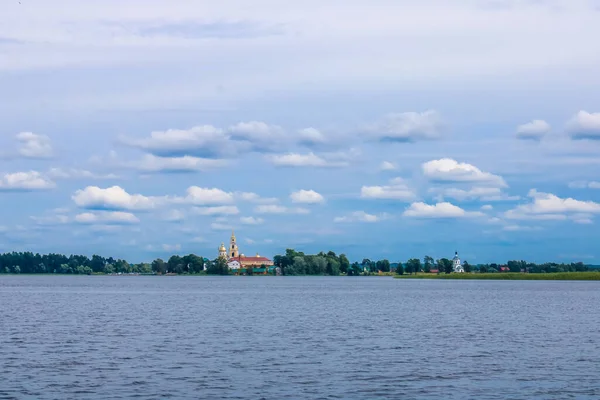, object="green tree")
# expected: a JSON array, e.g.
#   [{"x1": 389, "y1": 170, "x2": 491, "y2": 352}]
[
  {"x1": 396, "y1": 263, "x2": 404, "y2": 275},
  {"x1": 206, "y1": 257, "x2": 229, "y2": 275},
  {"x1": 306, "y1": 256, "x2": 327, "y2": 275},
  {"x1": 167, "y1": 255, "x2": 183, "y2": 274},
  {"x1": 115, "y1": 259, "x2": 130, "y2": 273},
  {"x1": 151, "y1": 258, "x2": 167, "y2": 274},
  {"x1": 137, "y1": 263, "x2": 152, "y2": 274},
  {"x1": 339, "y1": 254, "x2": 350, "y2": 274},
  {"x1": 90, "y1": 255, "x2": 106, "y2": 273},
  {"x1": 287, "y1": 256, "x2": 307, "y2": 275},
  {"x1": 347, "y1": 262, "x2": 361, "y2": 276},
  {"x1": 377, "y1": 259, "x2": 391, "y2": 272},
  {"x1": 463, "y1": 260, "x2": 472, "y2": 273},
  {"x1": 406, "y1": 258, "x2": 422, "y2": 275},
  {"x1": 326, "y1": 257, "x2": 341, "y2": 275},
  {"x1": 438, "y1": 258, "x2": 453, "y2": 274},
  {"x1": 183, "y1": 254, "x2": 204, "y2": 274},
  {"x1": 424, "y1": 256, "x2": 434, "y2": 273}
]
